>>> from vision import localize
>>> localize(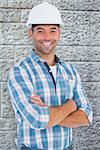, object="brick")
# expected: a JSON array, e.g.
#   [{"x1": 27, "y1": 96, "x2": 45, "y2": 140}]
[
  {"x1": 0, "y1": 118, "x2": 16, "y2": 130},
  {"x1": 74, "y1": 116, "x2": 100, "y2": 149},
  {"x1": 61, "y1": 11, "x2": 90, "y2": 26},
  {"x1": 82, "y1": 82, "x2": 100, "y2": 116},
  {"x1": 91, "y1": 12, "x2": 100, "y2": 46},
  {"x1": 83, "y1": 82, "x2": 100, "y2": 99},
  {"x1": 60, "y1": 25, "x2": 90, "y2": 45},
  {"x1": 78, "y1": 147, "x2": 100, "y2": 150},
  {"x1": 21, "y1": 9, "x2": 30, "y2": 23},
  {"x1": 60, "y1": 11, "x2": 90, "y2": 45},
  {"x1": 56, "y1": 46, "x2": 90, "y2": 62},
  {"x1": 14, "y1": 45, "x2": 33, "y2": 62},
  {"x1": 0, "y1": 59, "x2": 14, "y2": 81},
  {"x1": 0, "y1": 23, "x2": 4, "y2": 44},
  {"x1": 88, "y1": 46, "x2": 100, "y2": 61},
  {"x1": 1, "y1": 82, "x2": 15, "y2": 118},
  {"x1": 43, "y1": 0, "x2": 55, "y2": 3},
  {"x1": 56, "y1": 46, "x2": 100, "y2": 62},
  {"x1": 54, "y1": 0, "x2": 75, "y2": 10},
  {"x1": 0, "y1": 46, "x2": 14, "y2": 59},
  {"x1": 0, "y1": 131, "x2": 16, "y2": 149},
  {"x1": 75, "y1": 0, "x2": 100, "y2": 11},
  {"x1": 7, "y1": 0, "x2": 20, "y2": 8},
  {"x1": 20, "y1": 0, "x2": 42, "y2": 8},
  {"x1": 75, "y1": 0, "x2": 92, "y2": 10},
  {"x1": 0, "y1": 9, "x2": 20, "y2": 22},
  {"x1": 96, "y1": 97, "x2": 100, "y2": 116},
  {"x1": 0, "y1": 0, "x2": 21, "y2": 8},
  {"x1": 90, "y1": 0, "x2": 100, "y2": 11},
  {"x1": 75, "y1": 62, "x2": 100, "y2": 82},
  {"x1": 0, "y1": 0, "x2": 8, "y2": 7},
  {"x1": 1, "y1": 23, "x2": 32, "y2": 45}
]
